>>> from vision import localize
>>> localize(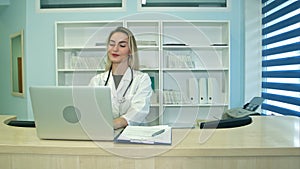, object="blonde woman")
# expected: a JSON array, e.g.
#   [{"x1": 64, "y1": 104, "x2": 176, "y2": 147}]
[{"x1": 89, "y1": 27, "x2": 152, "y2": 129}]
